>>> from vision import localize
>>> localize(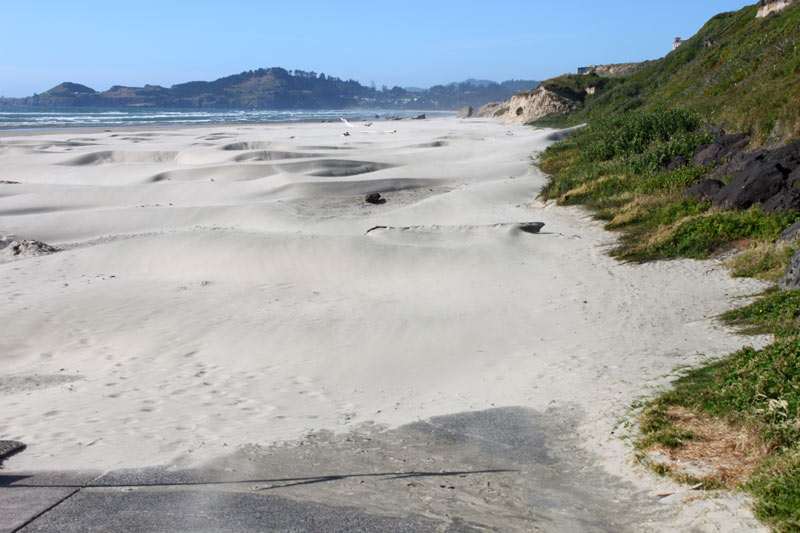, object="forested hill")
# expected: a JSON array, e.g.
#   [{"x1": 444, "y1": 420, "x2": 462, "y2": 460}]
[{"x1": 0, "y1": 68, "x2": 538, "y2": 111}]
